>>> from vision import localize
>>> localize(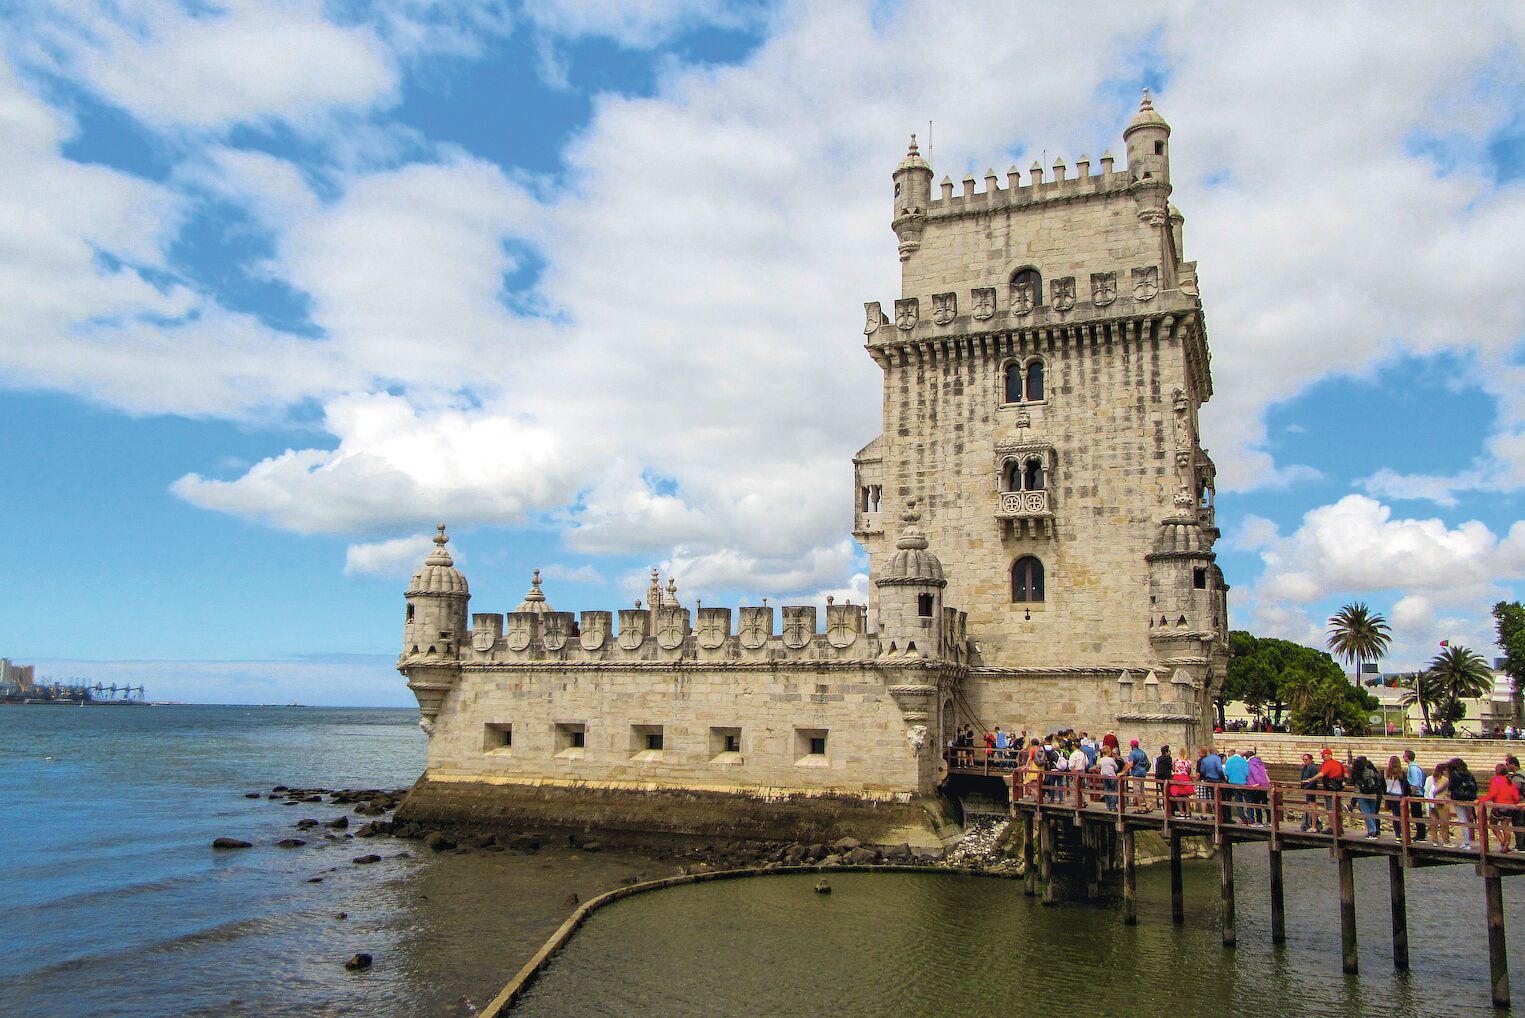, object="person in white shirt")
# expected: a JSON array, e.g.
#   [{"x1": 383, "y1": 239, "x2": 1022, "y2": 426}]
[{"x1": 1098, "y1": 748, "x2": 1120, "y2": 811}]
